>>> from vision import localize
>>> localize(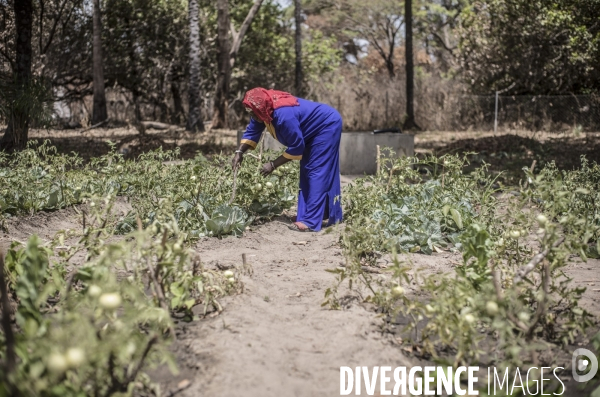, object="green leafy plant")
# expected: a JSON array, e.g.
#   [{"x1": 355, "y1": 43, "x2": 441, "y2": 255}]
[
  {"x1": 0, "y1": 142, "x2": 299, "y2": 238},
  {"x1": 0, "y1": 192, "x2": 246, "y2": 396},
  {"x1": 327, "y1": 153, "x2": 596, "y2": 379}
]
